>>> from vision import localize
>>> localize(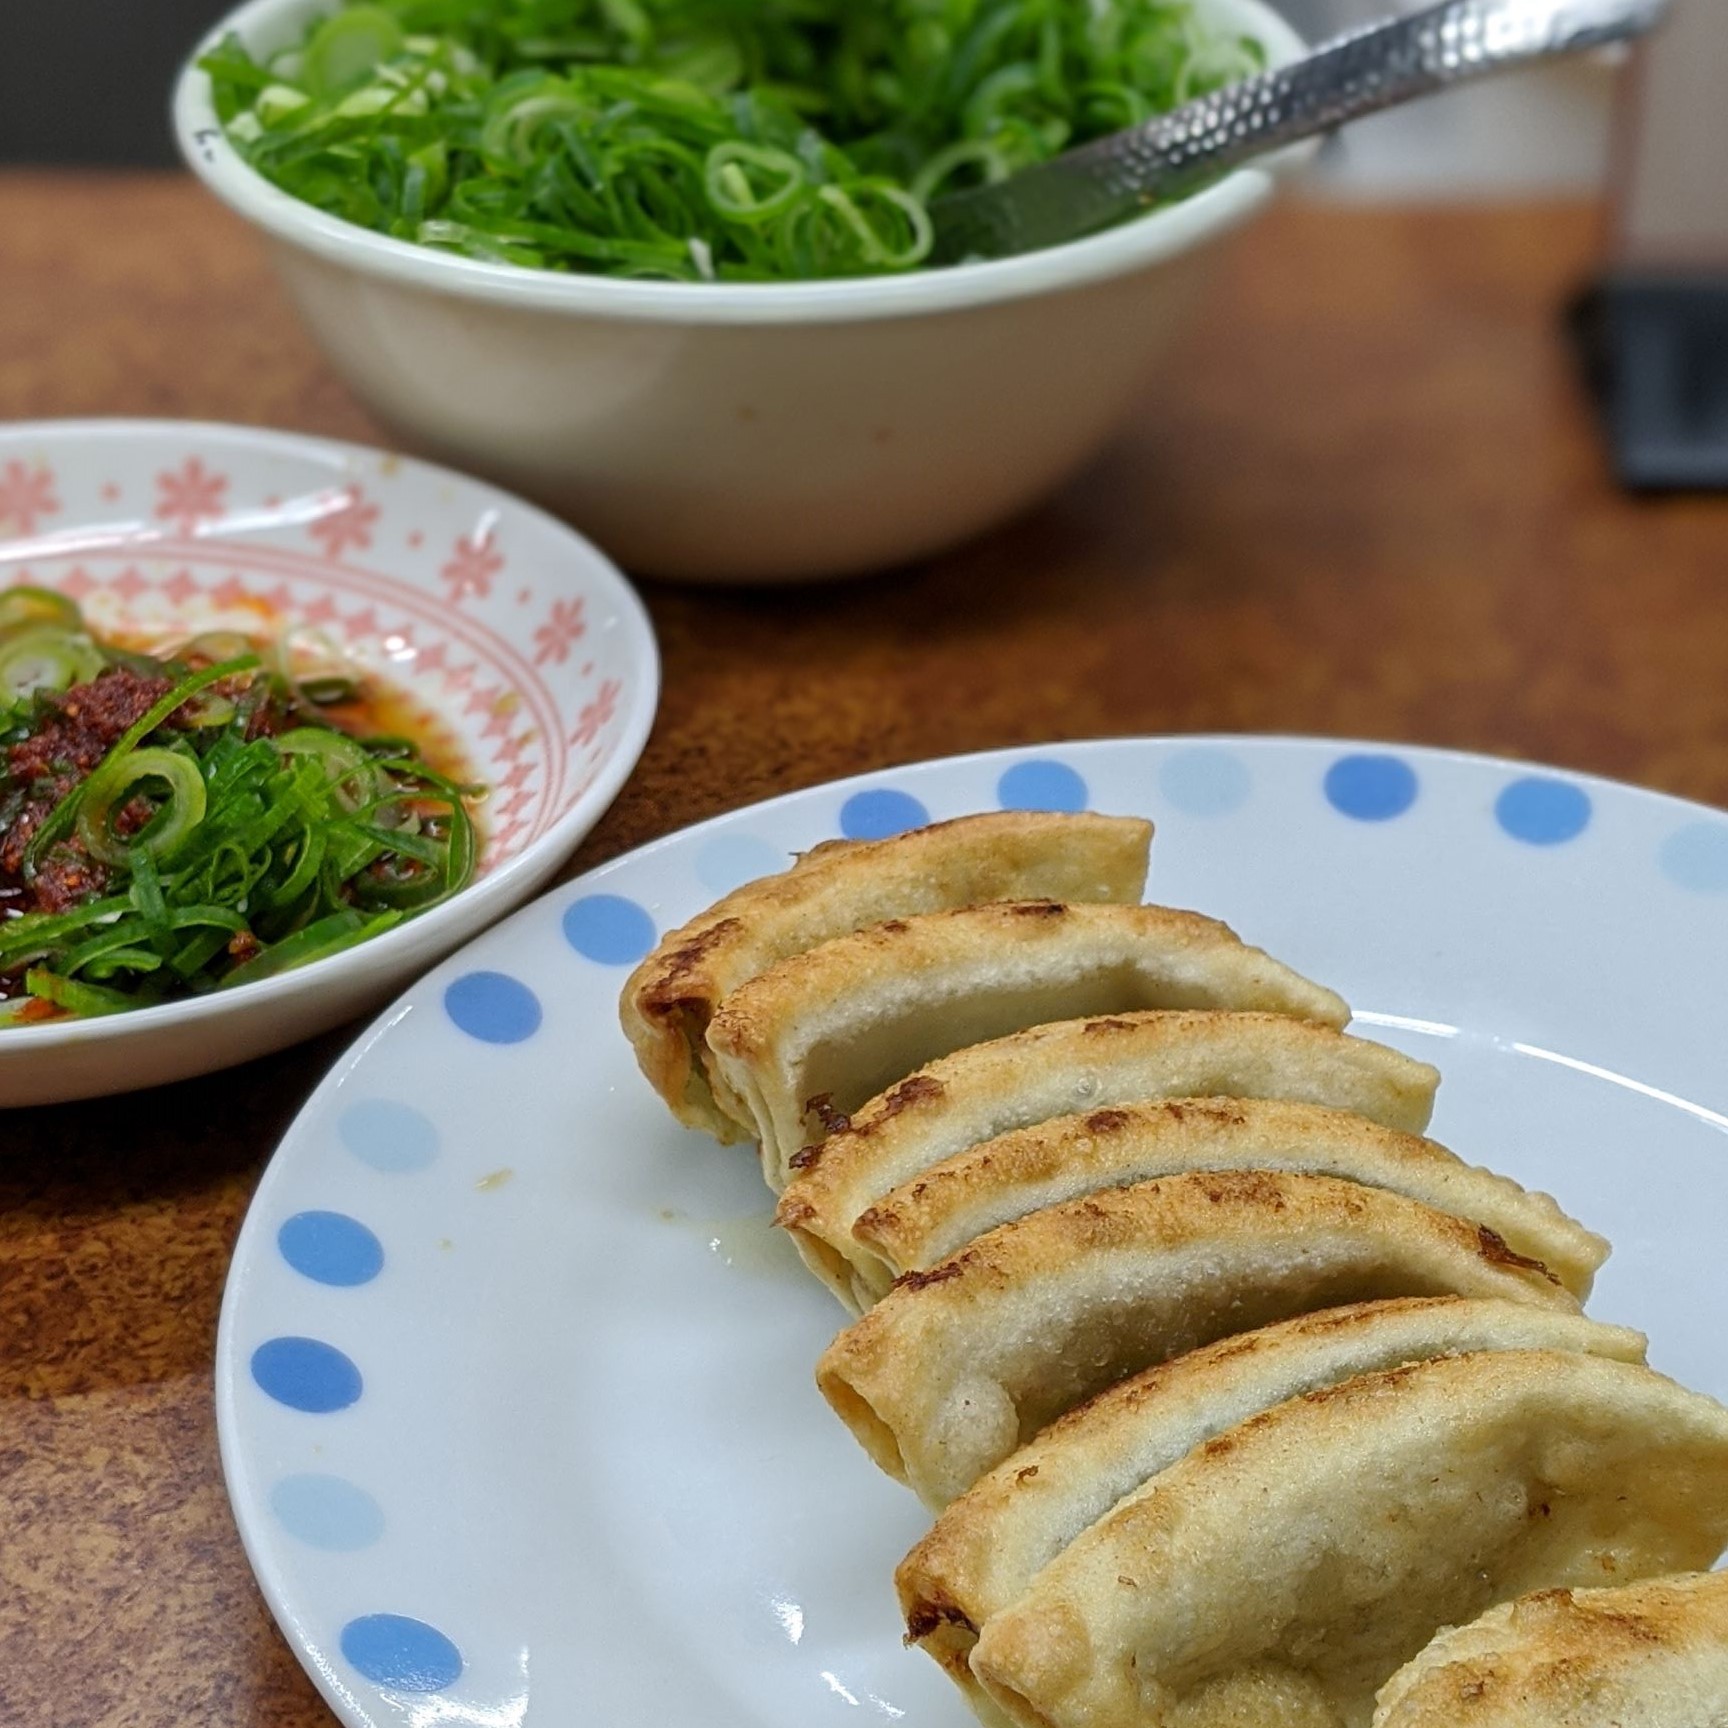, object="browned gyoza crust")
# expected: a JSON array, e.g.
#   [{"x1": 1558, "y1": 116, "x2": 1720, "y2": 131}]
[
  {"x1": 619, "y1": 811, "x2": 1154, "y2": 1141},
  {"x1": 895, "y1": 1297, "x2": 1646, "y2": 1721},
  {"x1": 970, "y1": 1352, "x2": 1728, "y2": 1728},
  {"x1": 1374, "y1": 1571, "x2": 1728, "y2": 1726},
  {"x1": 776, "y1": 1012, "x2": 1440, "y2": 1310},
  {"x1": 815, "y1": 1169, "x2": 1577, "y2": 1509},
  {"x1": 853, "y1": 1095, "x2": 1608, "y2": 1303},
  {"x1": 708, "y1": 903, "x2": 1353, "y2": 1189}
]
